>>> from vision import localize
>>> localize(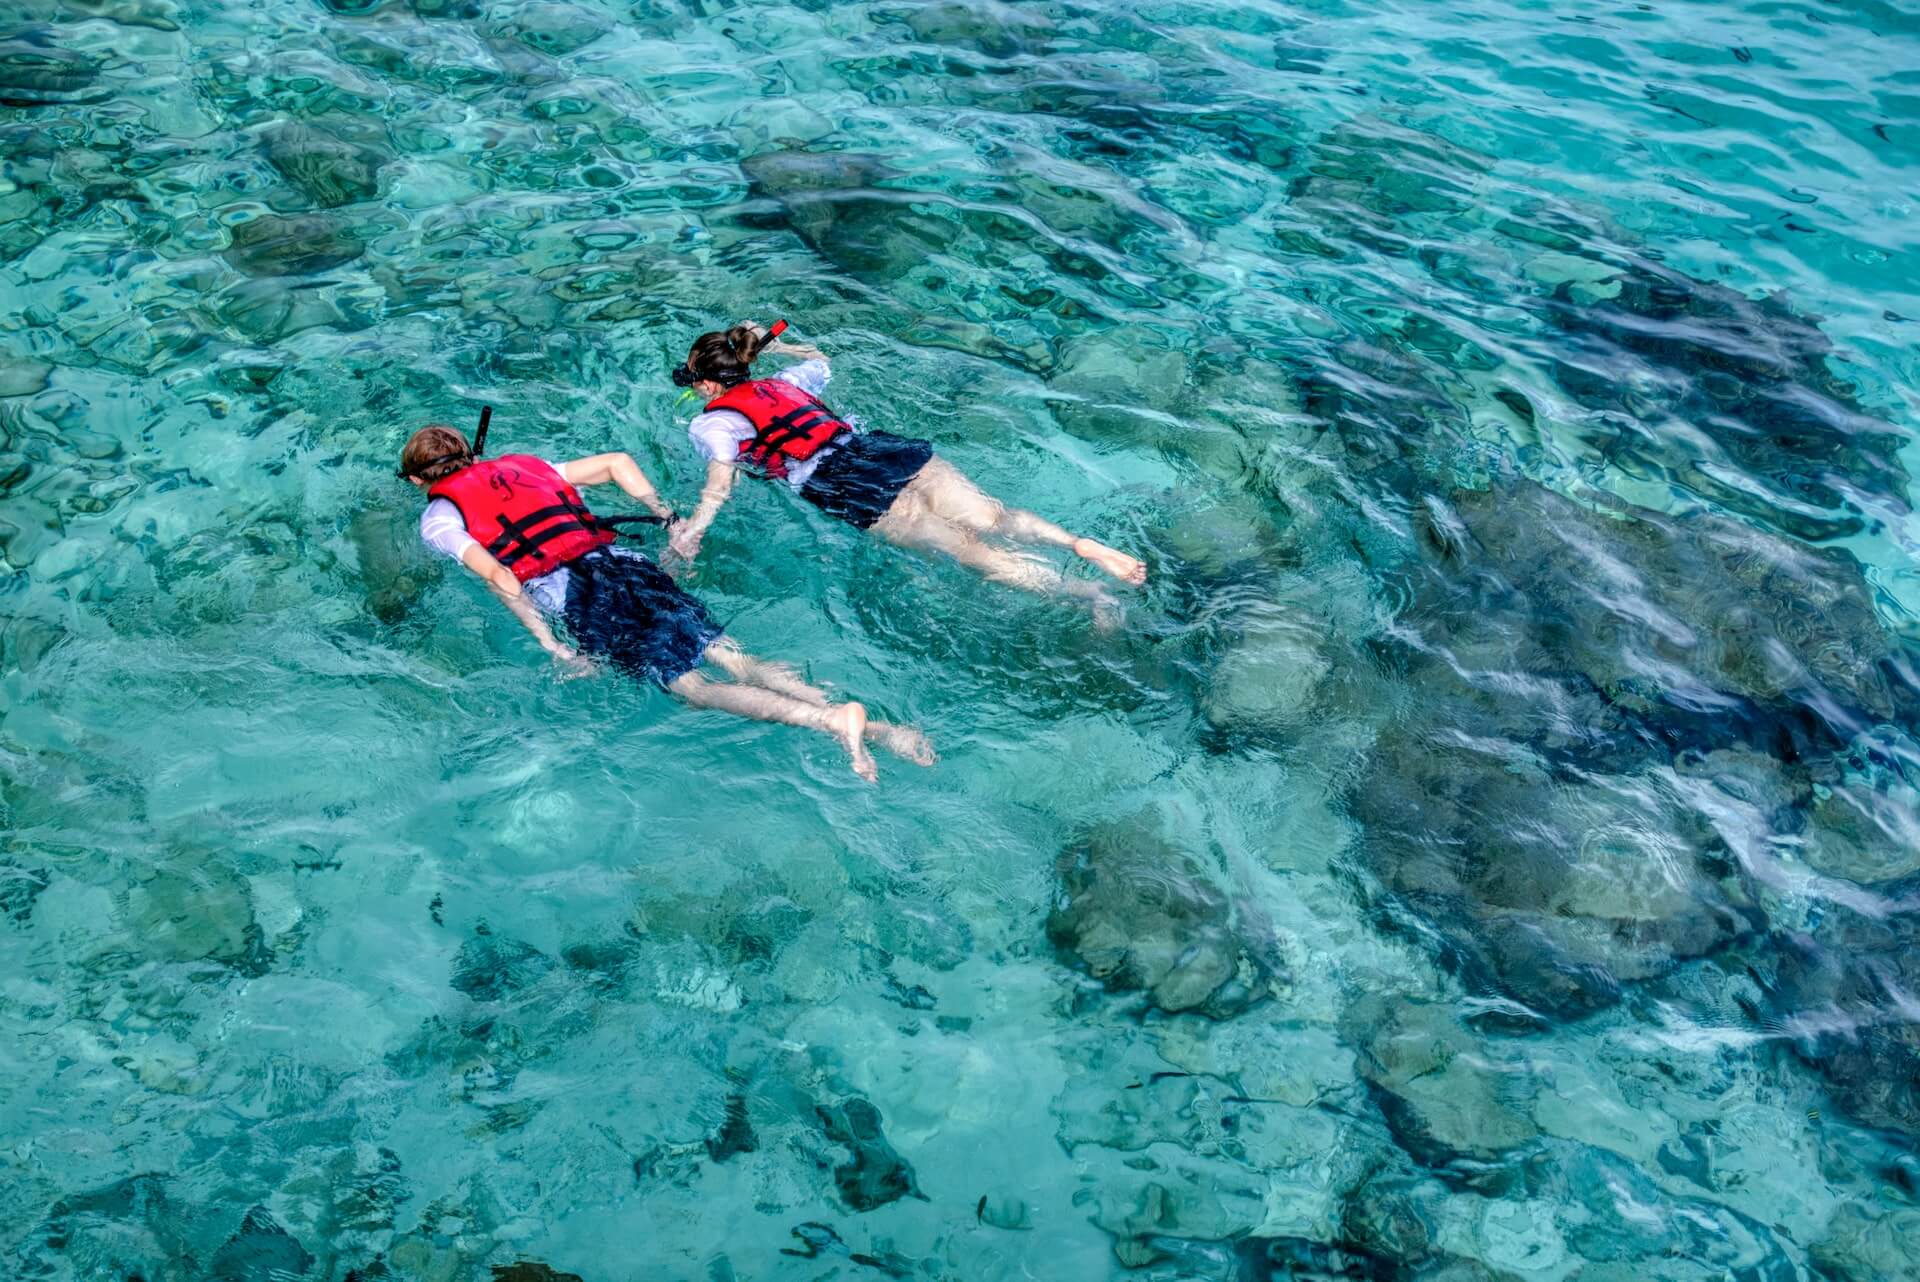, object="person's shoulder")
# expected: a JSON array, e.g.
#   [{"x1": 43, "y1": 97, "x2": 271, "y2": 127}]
[
  {"x1": 689, "y1": 407, "x2": 748, "y2": 434},
  {"x1": 418, "y1": 497, "x2": 471, "y2": 557},
  {"x1": 687, "y1": 410, "x2": 748, "y2": 464}
]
